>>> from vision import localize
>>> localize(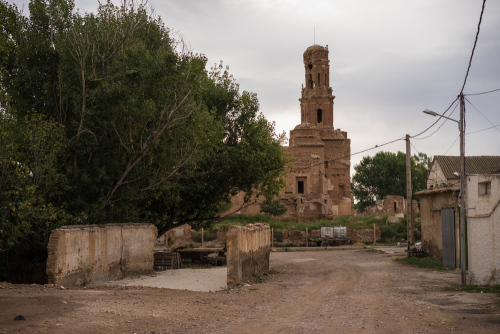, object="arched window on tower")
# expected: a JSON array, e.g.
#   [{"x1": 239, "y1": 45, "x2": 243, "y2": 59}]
[
  {"x1": 317, "y1": 109, "x2": 322, "y2": 123},
  {"x1": 309, "y1": 74, "x2": 313, "y2": 89}
]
